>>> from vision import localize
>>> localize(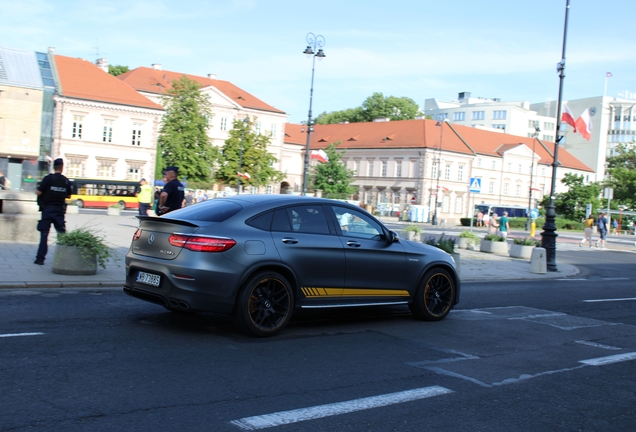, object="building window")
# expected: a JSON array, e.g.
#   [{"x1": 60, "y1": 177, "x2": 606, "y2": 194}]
[
  {"x1": 381, "y1": 161, "x2": 387, "y2": 177},
  {"x1": 444, "y1": 164, "x2": 451, "y2": 180},
  {"x1": 492, "y1": 124, "x2": 506, "y2": 131},
  {"x1": 431, "y1": 162, "x2": 438, "y2": 180},
  {"x1": 476, "y1": 158, "x2": 482, "y2": 167},
  {"x1": 354, "y1": 160, "x2": 360, "y2": 176},
  {"x1": 528, "y1": 120, "x2": 540, "y2": 128},
  {"x1": 507, "y1": 163, "x2": 512, "y2": 172},
  {"x1": 518, "y1": 164, "x2": 523, "y2": 173},
  {"x1": 270, "y1": 124, "x2": 277, "y2": 138},
  {"x1": 541, "y1": 167, "x2": 546, "y2": 176},
  {"x1": 455, "y1": 196, "x2": 463, "y2": 213},
  {"x1": 103, "y1": 119, "x2": 114, "y2": 143},
  {"x1": 503, "y1": 183, "x2": 509, "y2": 195},
  {"x1": 220, "y1": 117, "x2": 227, "y2": 131},
  {"x1": 543, "y1": 122, "x2": 555, "y2": 131},
  {"x1": 97, "y1": 161, "x2": 114, "y2": 177},
  {"x1": 67, "y1": 162, "x2": 83, "y2": 178},
  {"x1": 458, "y1": 165, "x2": 464, "y2": 182},
  {"x1": 266, "y1": 185, "x2": 273, "y2": 194},
  {"x1": 128, "y1": 167, "x2": 141, "y2": 181},
  {"x1": 254, "y1": 123, "x2": 262, "y2": 135},
  {"x1": 472, "y1": 111, "x2": 485, "y2": 120},
  {"x1": 442, "y1": 195, "x2": 449, "y2": 212},
  {"x1": 72, "y1": 115, "x2": 83, "y2": 139},
  {"x1": 437, "y1": 113, "x2": 448, "y2": 121},
  {"x1": 396, "y1": 160, "x2": 402, "y2": 177},
  {"x1": 489, "y1": 181, "x2": 495, "y2": 194},
  {"x1": 491, "y1": 160, "x2": 496, "y2": 170},
  {"x1": 453, "y1": 112, "x2": 465, "y2": 121},
  {"x1": 368, "y1": 160, "x2": 374, "y2": 176},
  {"x1": 131, "y1": 122, "x2": 142, "y2": 146},
  {"x1": 493, "y1": 110, "x2": 507, "y2": 120},
  {"x1": 543, "y1": 135, "x2": 554, "y2": 142},
  {"x1": 515, "y1": 184, "x2": 521, "y2": 196}
]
